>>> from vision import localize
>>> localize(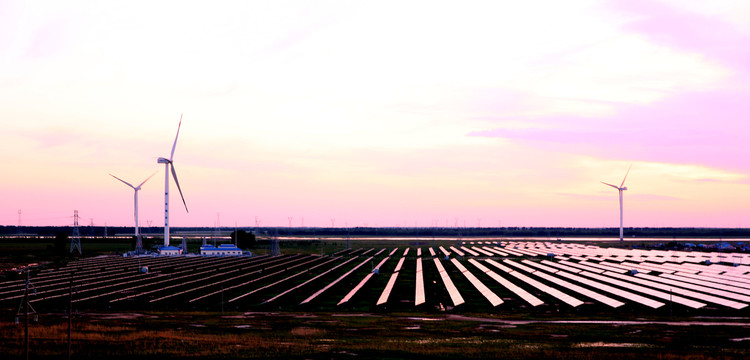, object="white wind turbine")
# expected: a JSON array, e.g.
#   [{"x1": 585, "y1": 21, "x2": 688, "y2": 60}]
[
  {"x1": 158, "y1": 115, "x2": 188, "y2": 247},
  {"x1": 601, "y1": 165, "x2": 632, "y2": 241},
  {"x1": 109, "y1": 172, "x2": 157, "y2": 248}
]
